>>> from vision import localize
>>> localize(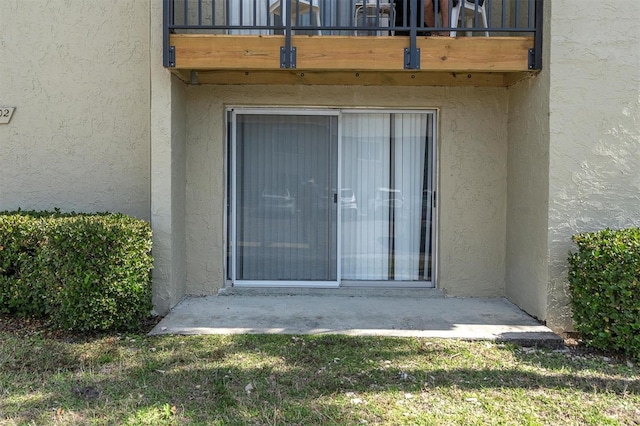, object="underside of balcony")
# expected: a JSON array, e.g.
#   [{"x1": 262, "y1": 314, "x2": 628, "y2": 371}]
[{"x1": 167, "y1": 34, "x2": 538, "y2": 87}]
